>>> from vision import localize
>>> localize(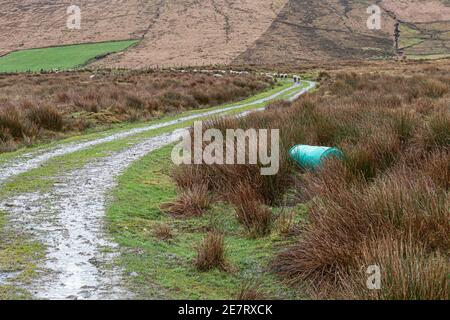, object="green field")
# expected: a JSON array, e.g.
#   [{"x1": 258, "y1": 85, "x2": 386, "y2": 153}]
[{"x1": 0, "y1": 40, "x2": 138, "y2": 73}]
